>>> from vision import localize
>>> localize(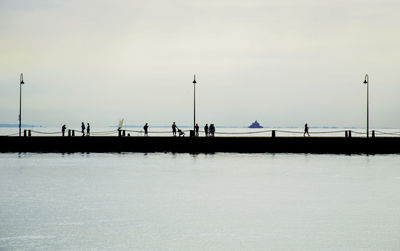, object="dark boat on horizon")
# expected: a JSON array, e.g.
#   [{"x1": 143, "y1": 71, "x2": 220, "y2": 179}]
[{"x1": 249, "y1": 120, "x2": 263, "y2": 128}]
